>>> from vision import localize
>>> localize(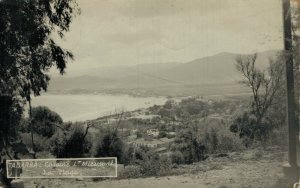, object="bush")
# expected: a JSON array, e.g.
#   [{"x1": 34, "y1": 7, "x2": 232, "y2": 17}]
[
  {"x1": 171, "y1": 124, "x2": 207, "y2": 164},
  {"x1": 230, "y1": 111, "x2": 257, "y2": 139},
  {"x1": 50, "y1": 123, "x2": 92, "y2": 158},
  {"x1": 166, "y1": 133, "x2": 176, "y2": 139},
  {"x1": 136, "y1": 131, "x2": 143, "y2": 138},
  {"x1": 134, "y1": 145, "x2": 150, "y2": 160},
  {"x1": 119, "y1": 147, "x2": 172, "y2": 178},
  {"x1": 264, "y1": 125, "x2": 288, "y2": 148},
  {"x1": 217, "y1": 133, "x2": 244, "y2": 153},
  {"x1": 118, "y1": 165, "x2": 142, "y2": 179},
  {"x1": 203, "y1": 128, "x2": 243, "y2": 154},
  {"x1": 158, "y1": 131, "x2": 167, "y2": 138},
  {"x1": 20, "y1": 132, "x2": 50, "y2": 152},
  {"x1": 179, "y1": 97, "x2": 209, "y2": 116},
  {"x1": 230, "y1": 110, "x2": 278, "y2": 144},
  {"x1": 96, "y1": 127, "x2": 125, "y2": 163},
  {"x1": 203, "y1": 128, "x2": 218, "y2": 153},
  {"x1": 123, "y1": 145, "x2": 136, "y2": 167},
  {"x1": 170, "y1": 151, "x2": 184, "y2": 164},
  {"x1": 139, "y1": 154, "x2": 172, "y2": 176}
]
